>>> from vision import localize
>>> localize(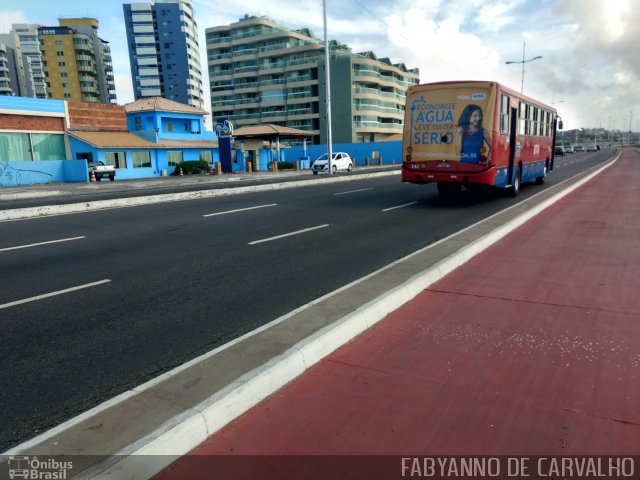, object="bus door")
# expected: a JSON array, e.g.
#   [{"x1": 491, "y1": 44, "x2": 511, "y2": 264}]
[
  {"x1": 508, "y1": 106, "x2": 517, "y2": 184},
  {"x1": 550, "y1": 116, "x2": 561, "y2": 172}
]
